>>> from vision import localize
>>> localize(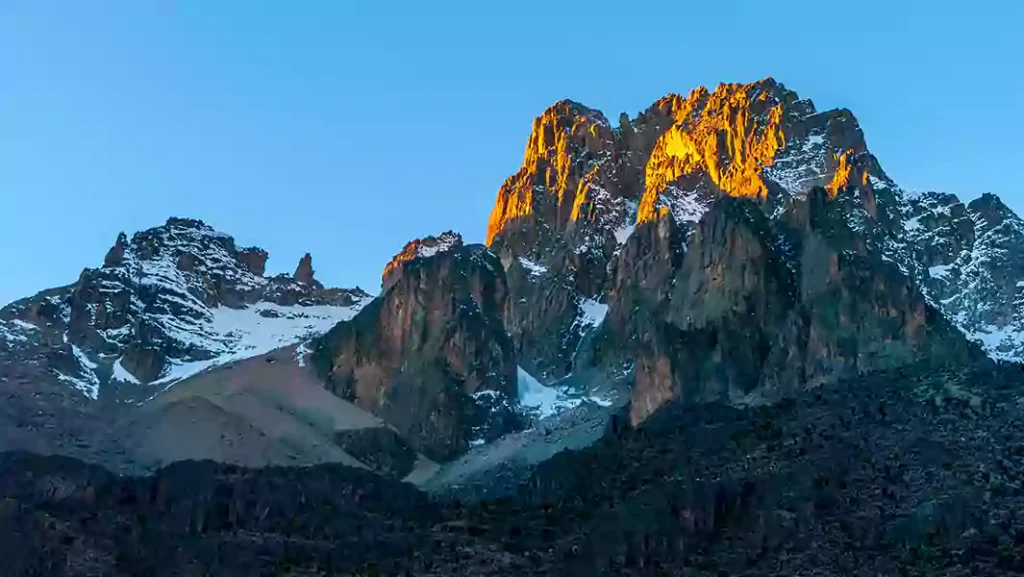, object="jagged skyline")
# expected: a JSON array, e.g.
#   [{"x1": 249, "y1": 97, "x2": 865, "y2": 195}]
[{"x1": 2, "y1": 2, "x2": 1022, "y2": 306}]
